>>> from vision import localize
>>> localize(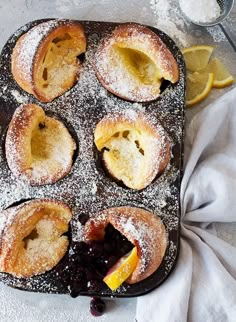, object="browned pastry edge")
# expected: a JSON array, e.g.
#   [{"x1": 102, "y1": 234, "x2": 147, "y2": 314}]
[
  {"x1": 83, "y1": 206, "x2": 167, "y2": 284},
  {"x1": 5, "y1": 103, "x2": 76, "y2": 186},
  {"x1": 94, "y1": 22, "x2": 179, "y2": 102},
  {"x1": 11, "y1": 19, "x2": 86, "y2": 102},
  {"x1": 94, "y1": 111, "x2": 170, "y2": 190},
  {"x1": 0, "y1": 199, "x2": 72, "y2": 278}
]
